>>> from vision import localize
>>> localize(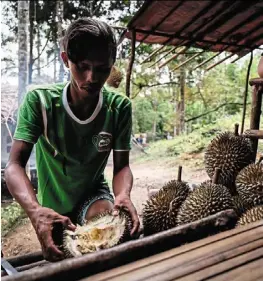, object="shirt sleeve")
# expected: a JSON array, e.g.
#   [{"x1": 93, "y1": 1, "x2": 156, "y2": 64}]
[
  {"x1": 13, "y1": 91, "x2": 43, "y2": 144},
  {"x1": 113, "y1": 99, "x2": 132, "y2": 151}
]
